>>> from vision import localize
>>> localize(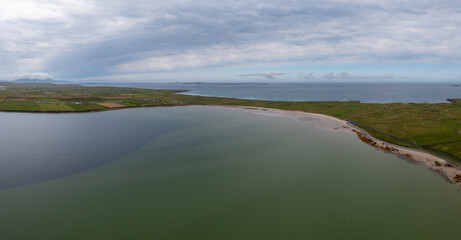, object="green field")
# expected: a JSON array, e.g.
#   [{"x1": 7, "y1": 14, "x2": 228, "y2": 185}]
[{"x1": 1, "y1": 82, "x2": 461, "y2": 163}]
